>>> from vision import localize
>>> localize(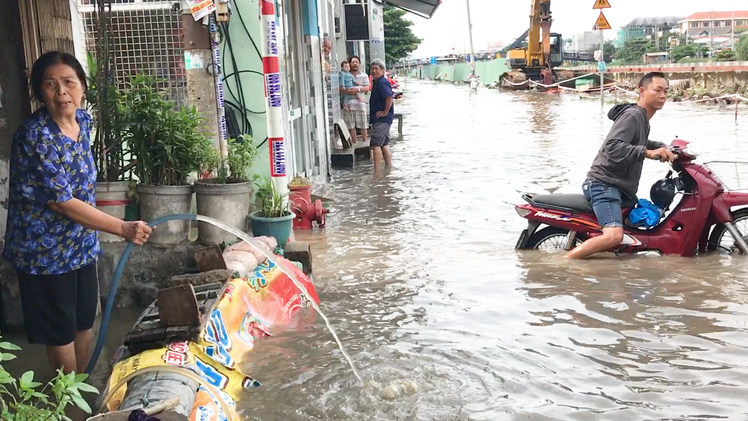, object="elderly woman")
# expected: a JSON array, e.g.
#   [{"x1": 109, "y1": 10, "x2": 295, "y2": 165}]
[{"x1": 2, "y1": 51, "x2": 152, "y2": 374}]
